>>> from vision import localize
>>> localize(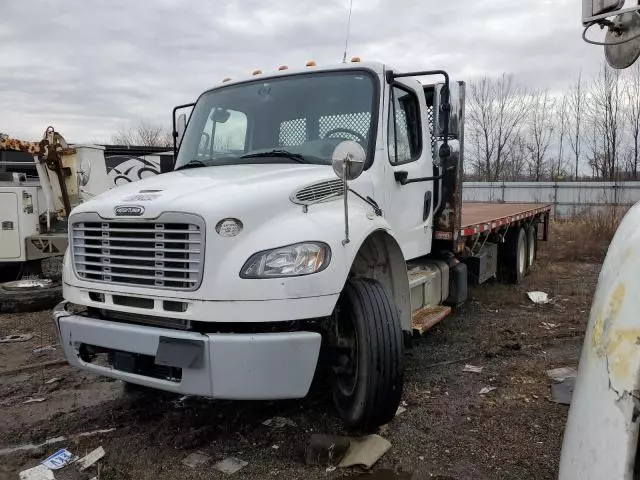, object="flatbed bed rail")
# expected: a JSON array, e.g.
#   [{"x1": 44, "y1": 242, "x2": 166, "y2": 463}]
[{"x1": 460, "y1": 203, "x2": 552, "y2": 237}]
